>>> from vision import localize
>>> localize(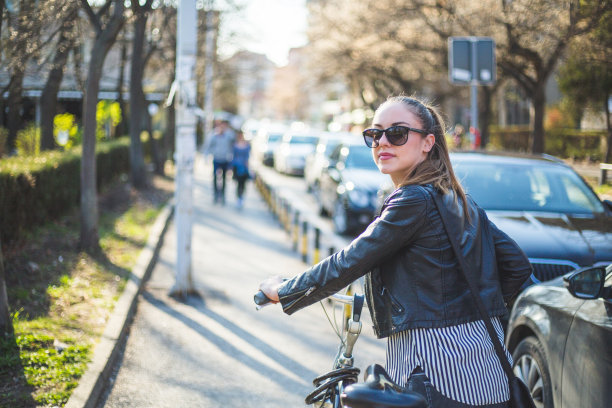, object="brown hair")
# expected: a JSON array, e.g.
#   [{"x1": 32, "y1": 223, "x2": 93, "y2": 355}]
[{"x1": 377, "y1": 95, "x2": 468, "y2": 215}]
